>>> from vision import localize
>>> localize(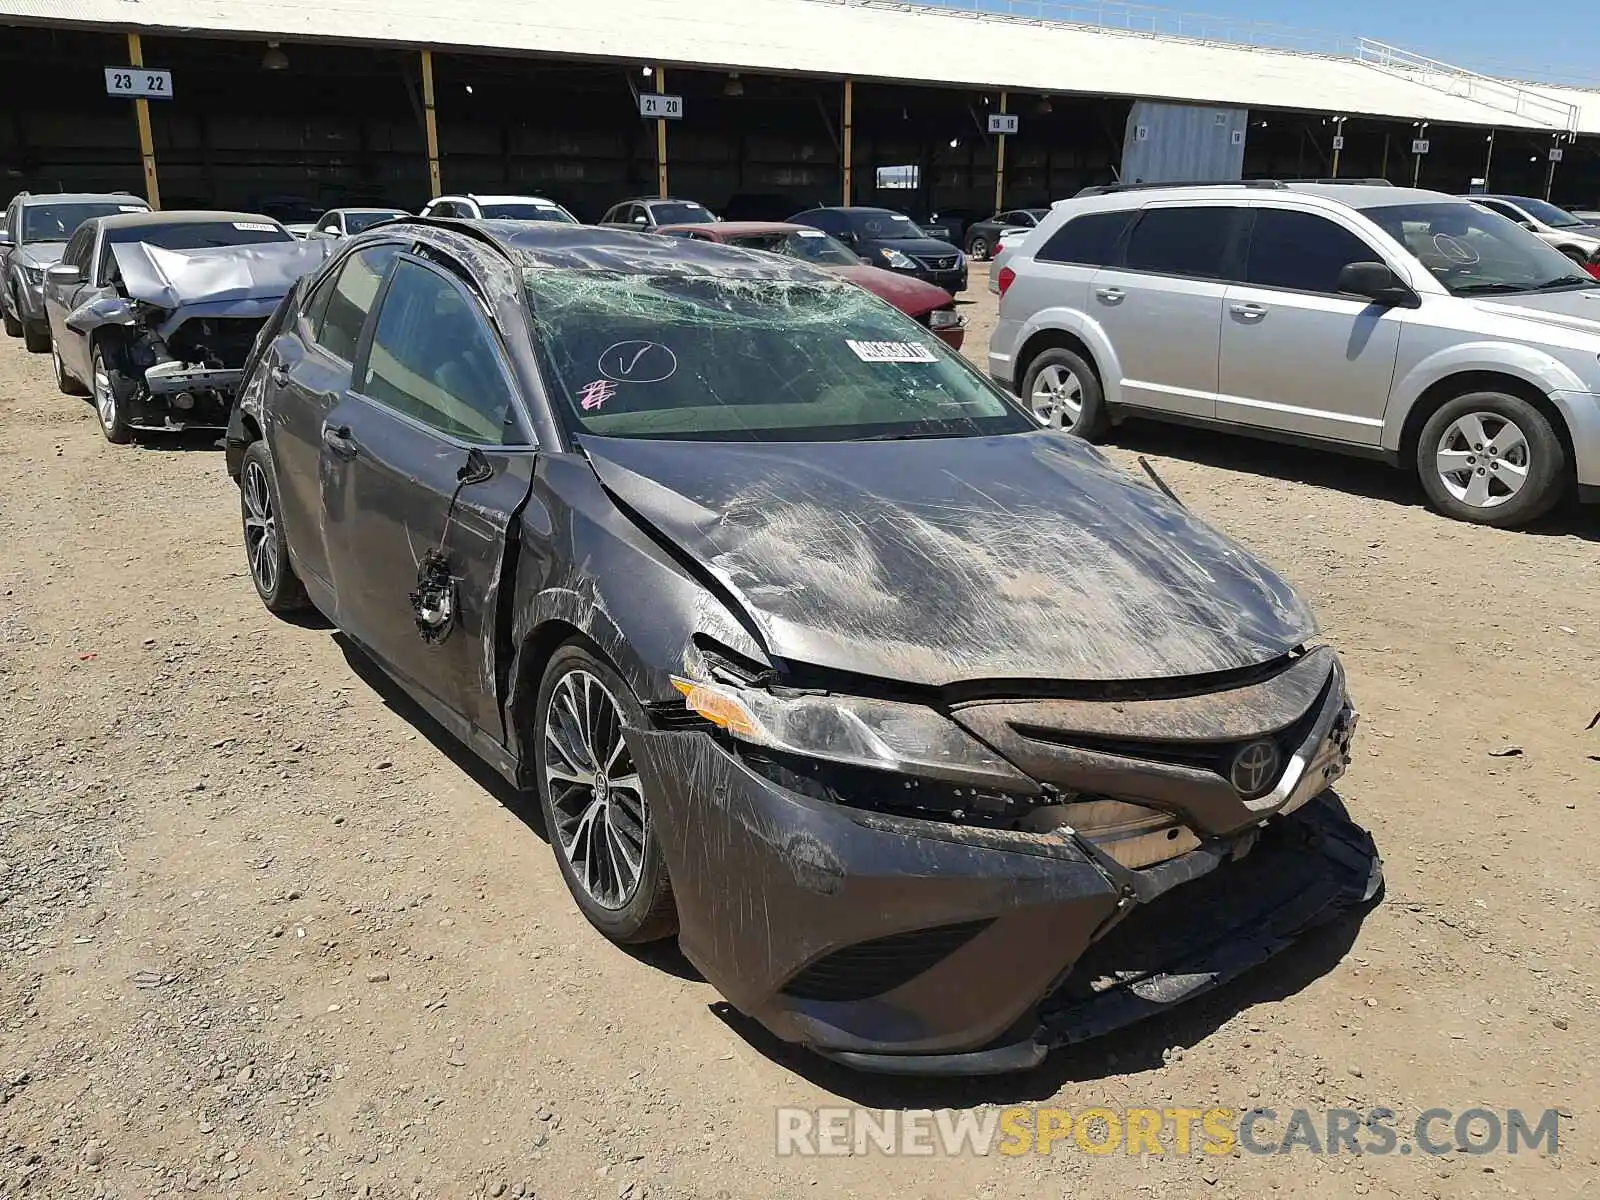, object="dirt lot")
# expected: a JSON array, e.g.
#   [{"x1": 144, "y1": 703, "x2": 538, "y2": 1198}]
[{"x1": 2, "y1": 264, "x2": 1597, "y2": 1200}]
